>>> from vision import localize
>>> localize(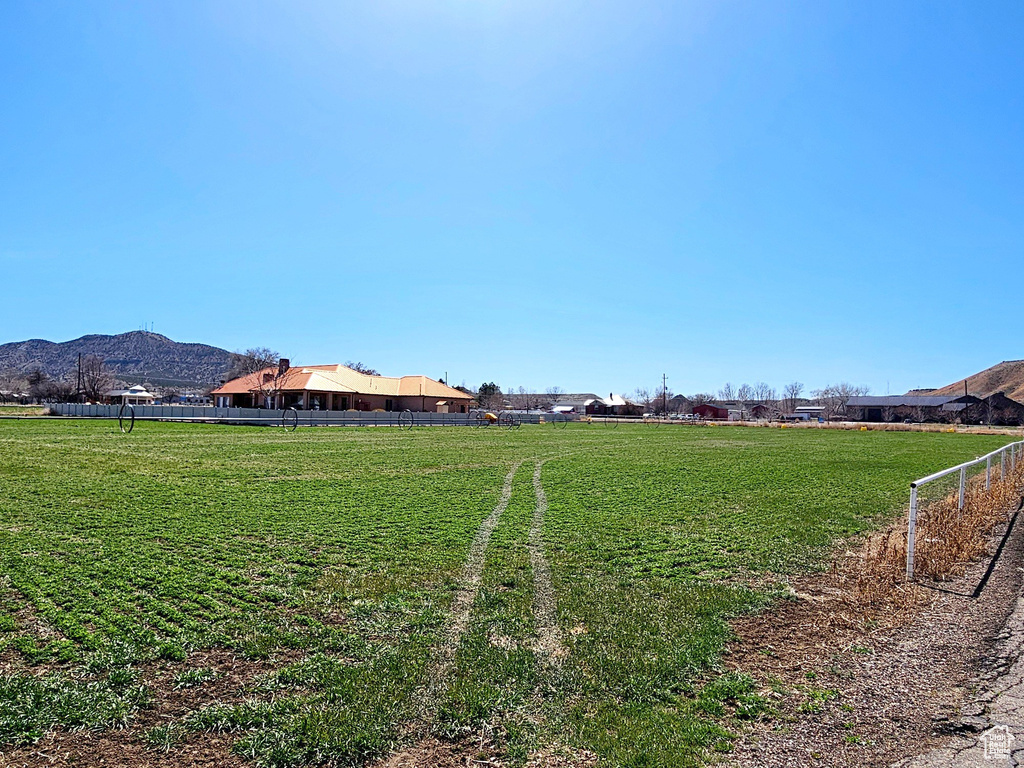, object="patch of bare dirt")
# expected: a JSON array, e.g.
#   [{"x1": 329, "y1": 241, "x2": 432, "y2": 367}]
[
  {"x1": 371, "y1": 736, "x2": 504, "y2": 767},
  {"x1": 369, "y1": 737, "x2": 598, "y2": 768},
  {"x1": 0, "y1": 648, "x2": 306, "y2": 768},
  {"x1": 0, "y1": 730, "x2": 245, "y2": 768},
  {"x1": 136, "y1": 648, "x2": 305, "y2": 728}
]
